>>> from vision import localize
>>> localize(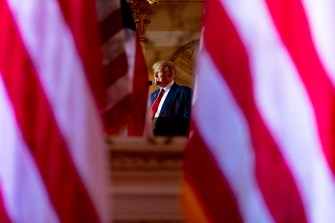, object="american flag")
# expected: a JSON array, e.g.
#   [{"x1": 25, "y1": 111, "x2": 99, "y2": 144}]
[
  {"x1": 99, "y1": 0, "x2": 149, "y2": 136},
  {"x1": 0, "y1": 0, "x2": 109, "y2": 222},
  {"x1": 184, "y1": 0, "x2": 335, "y2": 222}
]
